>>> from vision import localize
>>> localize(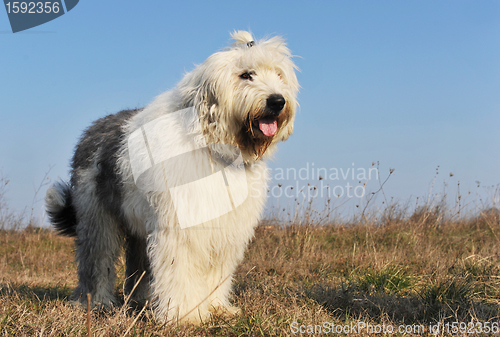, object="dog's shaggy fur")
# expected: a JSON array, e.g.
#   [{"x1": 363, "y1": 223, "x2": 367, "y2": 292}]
[{"x1": 45, "y1": 31, "x2": 298, "y2": 324}]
